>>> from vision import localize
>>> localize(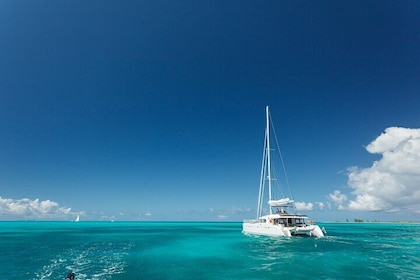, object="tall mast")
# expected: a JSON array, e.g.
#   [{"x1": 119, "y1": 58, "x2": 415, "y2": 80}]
[{"x1": 266, "y1": 106, "x2": 272, "y2": 214}]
